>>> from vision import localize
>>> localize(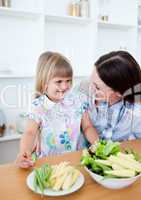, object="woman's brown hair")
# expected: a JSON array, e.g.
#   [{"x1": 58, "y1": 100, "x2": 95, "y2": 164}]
[{"x1": 95, "y1": 51, "x2": 141, "y2": 103}]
